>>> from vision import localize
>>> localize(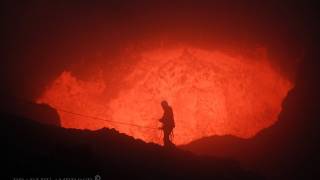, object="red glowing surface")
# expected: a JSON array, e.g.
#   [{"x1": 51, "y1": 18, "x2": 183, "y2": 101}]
[{"x1": 37, "y1": 47, "x2": 293, "y2": 145}]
